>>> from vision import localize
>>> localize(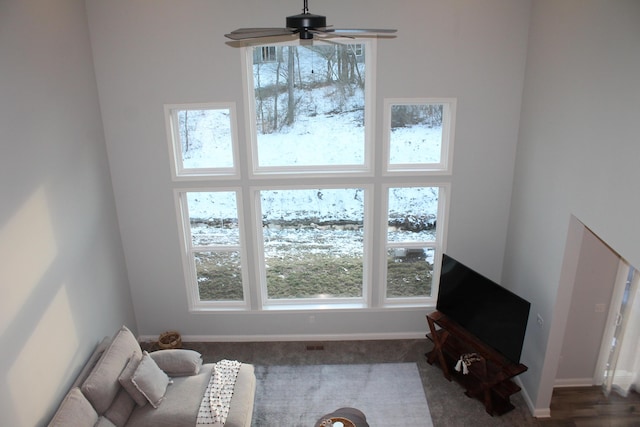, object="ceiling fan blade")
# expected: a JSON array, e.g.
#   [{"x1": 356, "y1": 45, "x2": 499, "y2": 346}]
[
  {"x1": 225, "y1": 0, "x2": 398, "y2": 41},
  {"x1": 326, "y1": 28, "x2": 398, "y2": 37},
  {"x1": 228, "y1": 28, "x2": 290, "y2": 34},
  {"x1": 225, "y1": 28, "x2": 297, "y2": 40}
]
